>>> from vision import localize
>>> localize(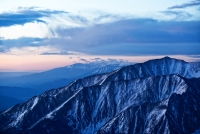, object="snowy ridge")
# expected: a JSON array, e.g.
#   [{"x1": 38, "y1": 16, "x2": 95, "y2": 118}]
[
  {"x1": 100, "y1": 57, "x2": 200, "y2": 85},
  {"x1": 7, "y1": 110, "x2": 28, "y2": 128},
  {"x1": 0, "y1": 57, "x2": 200, "y2": 134},
  {"x1": 29, "y1": 87, "x2": 83, "y2": 130},
  {"x1": 1, "y1": 106, "x2": 14, "y2": 115},
  {"x1": 99, "y1": 68, "x2": 120, "y2": 85},
  {"x1": 46, "y1": 87, "x2": 83, "y2": 119}
]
